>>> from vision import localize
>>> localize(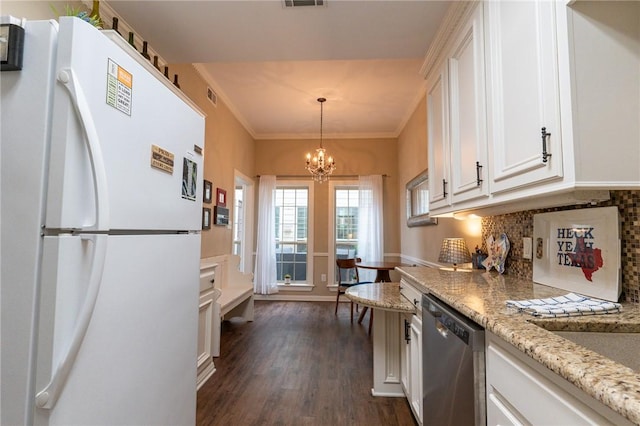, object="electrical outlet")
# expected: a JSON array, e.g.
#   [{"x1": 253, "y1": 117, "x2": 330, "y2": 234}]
[
  {"x1": 523, "y1": 237, "x2": 533, "y2": 260},
  {"x1": 321, "y1": 274, "x2": 327, "y2": 282}
]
